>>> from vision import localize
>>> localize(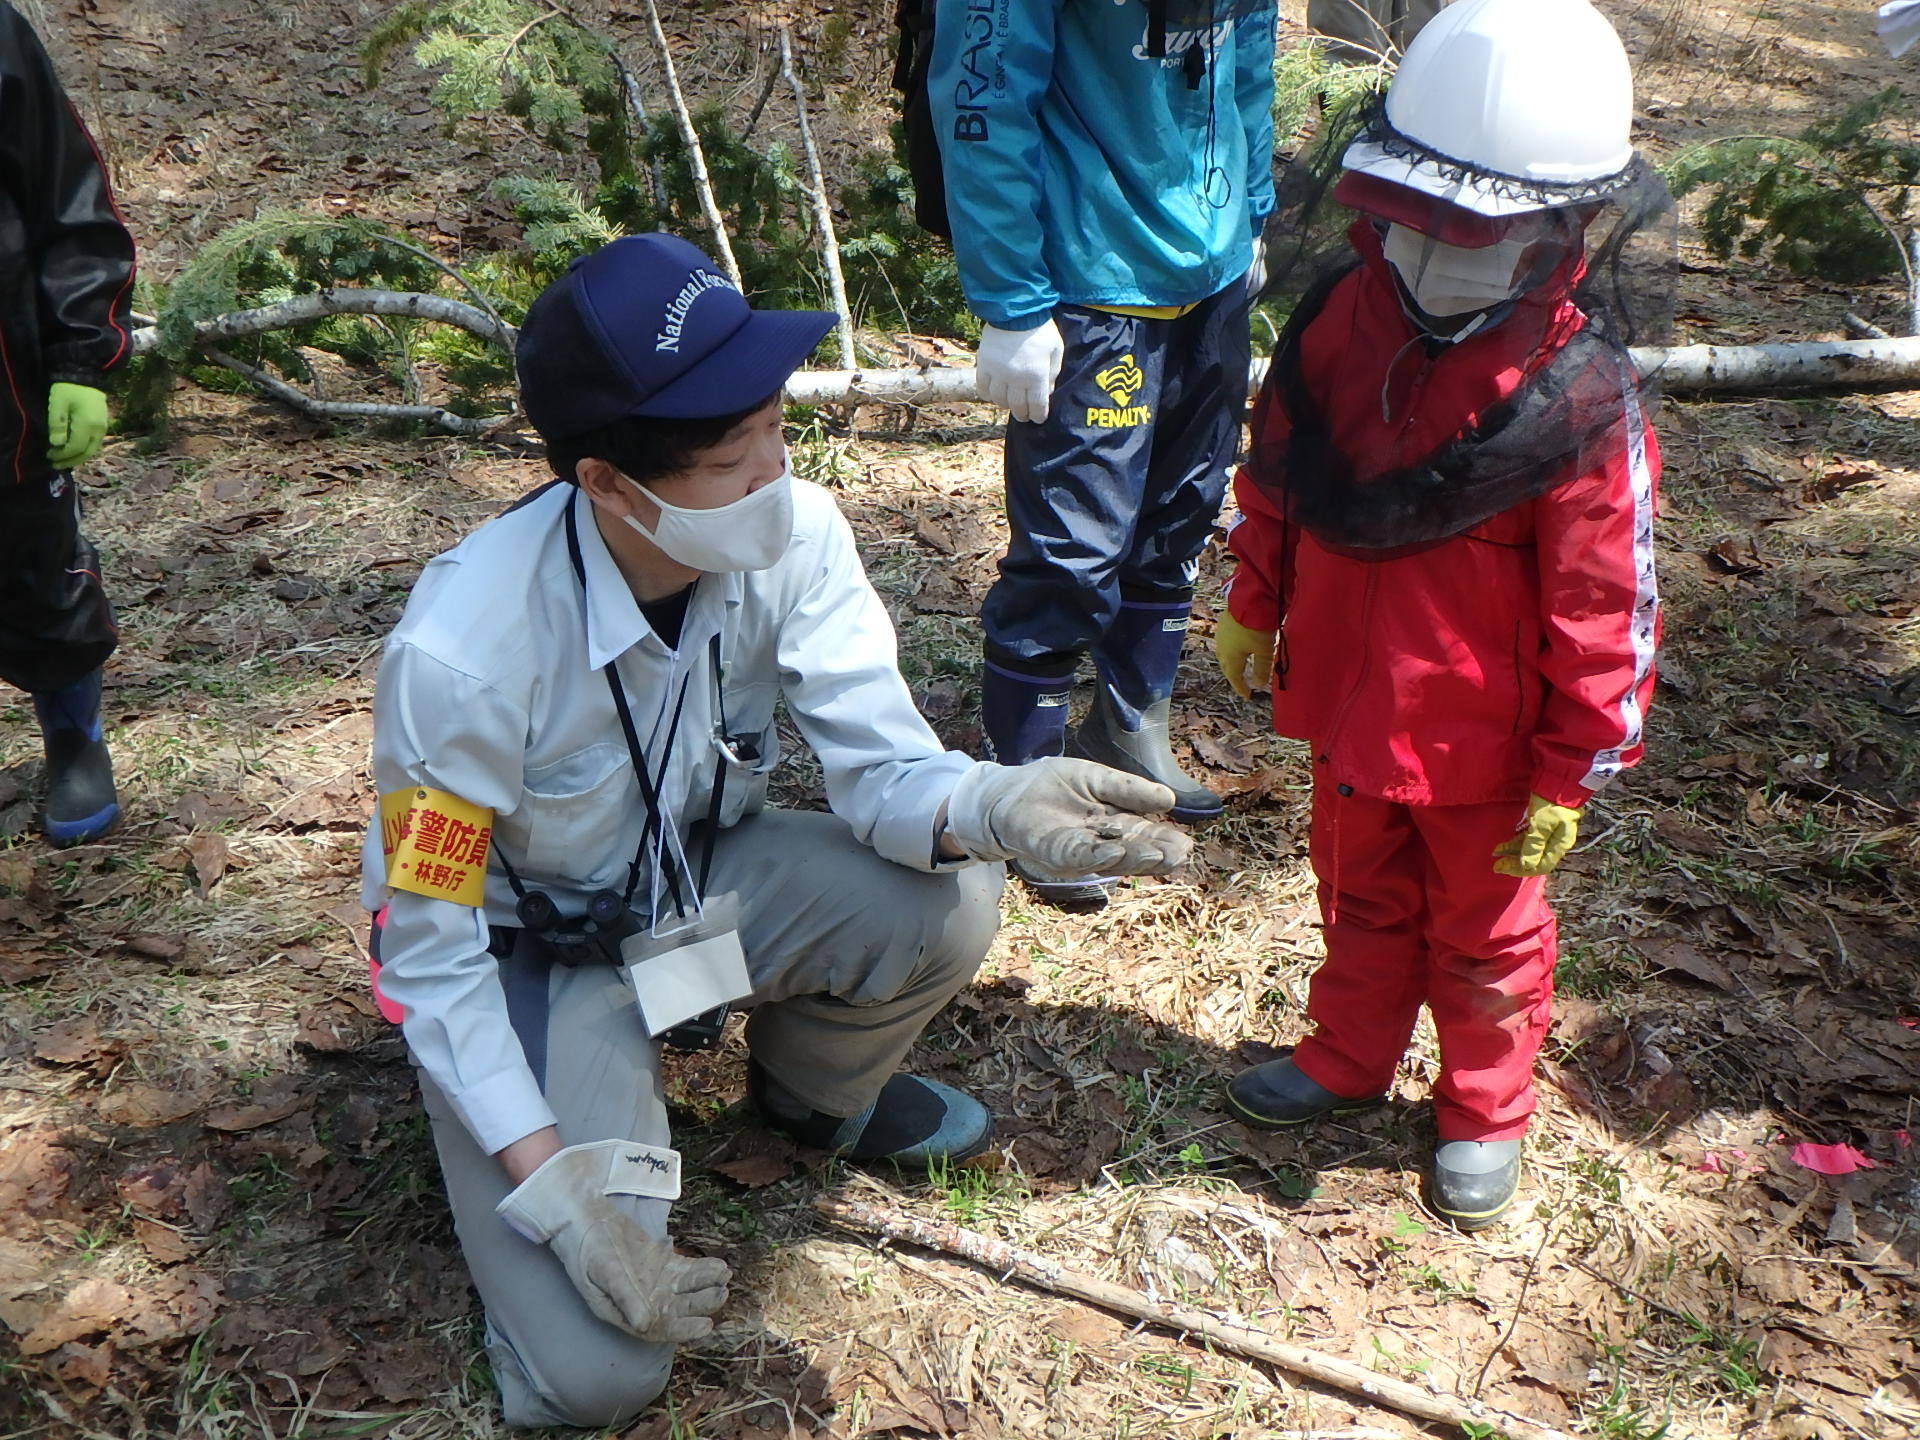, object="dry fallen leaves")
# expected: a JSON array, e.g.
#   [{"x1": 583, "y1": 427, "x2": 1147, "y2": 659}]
[{"x1": 181, "y1": 833, "x2": 230, "y2": 893}]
